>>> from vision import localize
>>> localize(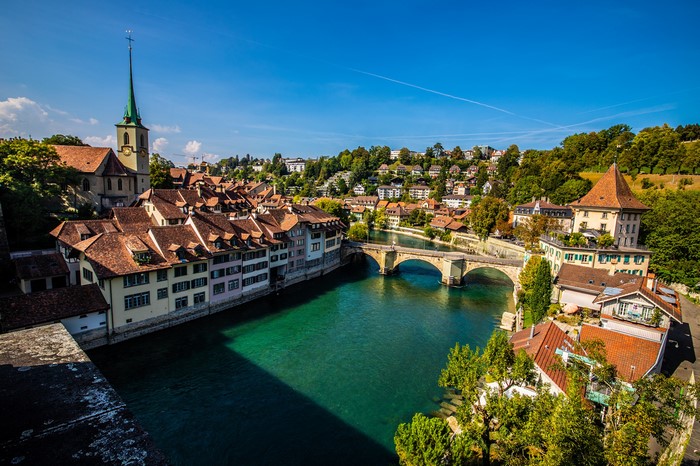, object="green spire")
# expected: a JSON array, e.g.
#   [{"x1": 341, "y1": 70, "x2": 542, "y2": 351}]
[{"x1": 120, "y1": 31, "x2": 142, "y2": 127}]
